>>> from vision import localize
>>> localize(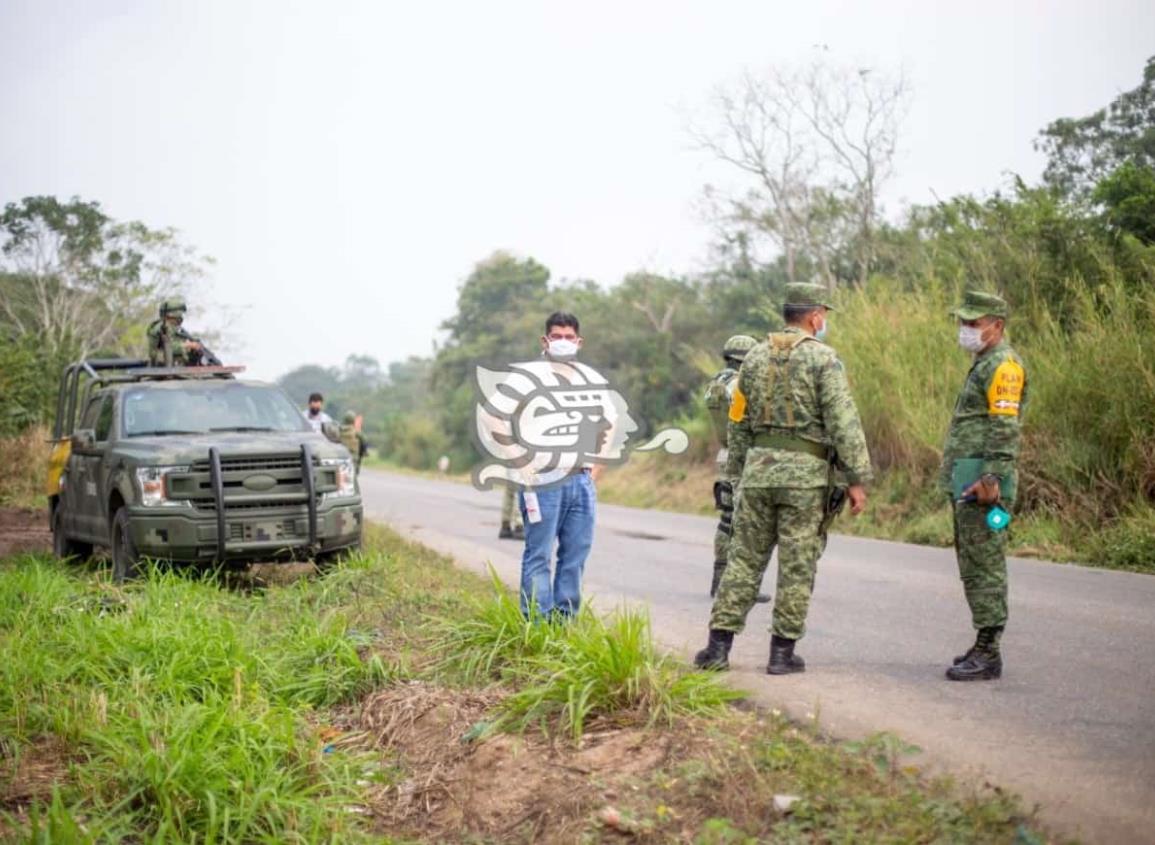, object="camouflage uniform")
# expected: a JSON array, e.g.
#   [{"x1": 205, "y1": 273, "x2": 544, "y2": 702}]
[
  {"x1": 710, "y1": 287, "x2": 872, "y2": 645},
  {"x1": 146, "y1": 300, "x2": 200, "y2": 367},
  {"x1": 500, "y1": 485, "x2": 524, "y2": 538},
  {"x1": 338, "y1": 411, "x2": 368, "y2": 473},
  {"x1": 704, "y1": 364, "x2": 739, "y2": 565},
  {"x1": 703, "y1": 335, "x2": 758, "y2": 597},
  {"x1": 940, "y1": 291, "x2": 1028, "y2": 668}
]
